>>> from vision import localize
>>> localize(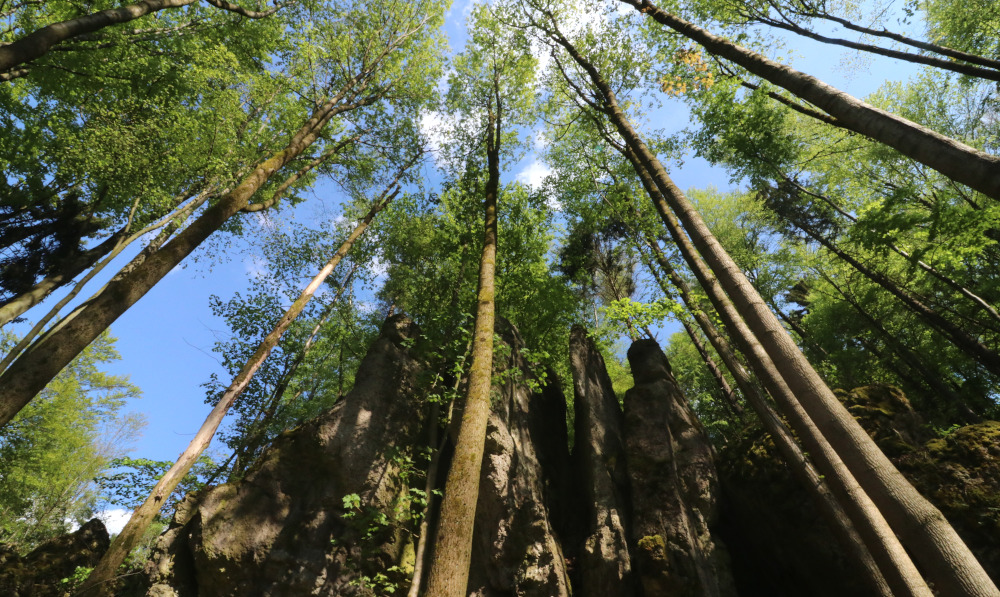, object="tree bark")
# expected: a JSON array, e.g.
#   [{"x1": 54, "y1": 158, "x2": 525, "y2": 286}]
[
  {"x1": 618, "y1": 0, "x2": 1000, "y2": 202},
  {"x1": 77, "y1": 179, "x2": 400, "y2": 597},
  {"x1": 0, "y1": 80, "x2": 375, "y2": 429},
  {"x1": 424, "y1": 89, "x2": 501, "y2": 597}
]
